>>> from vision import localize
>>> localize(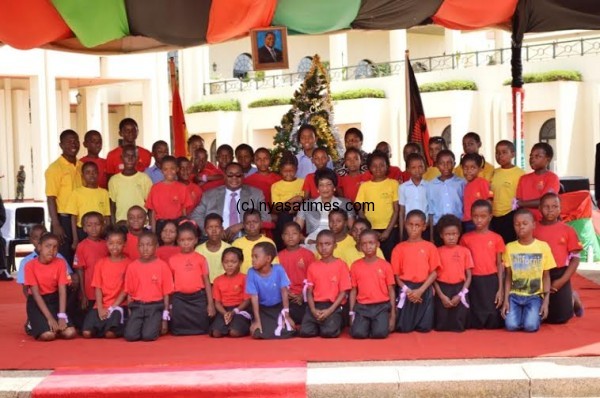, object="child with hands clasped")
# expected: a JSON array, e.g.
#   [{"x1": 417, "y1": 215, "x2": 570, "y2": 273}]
[
  {"x1": 461, "y1": 153, "x2": 492, "y2": 233},
  {"x1": 433, "y1": 215, "x2": 473, "y2": 332}
]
